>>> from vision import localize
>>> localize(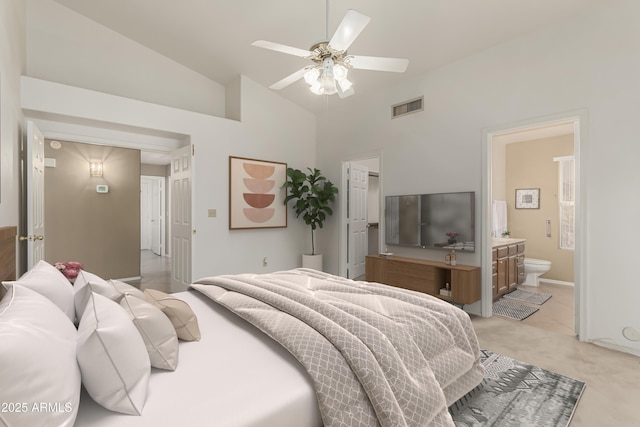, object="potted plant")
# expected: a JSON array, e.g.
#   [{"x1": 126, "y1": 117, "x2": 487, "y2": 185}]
[{"x1": 283, "y1": 167, "x2": 338, "y2": 270}]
